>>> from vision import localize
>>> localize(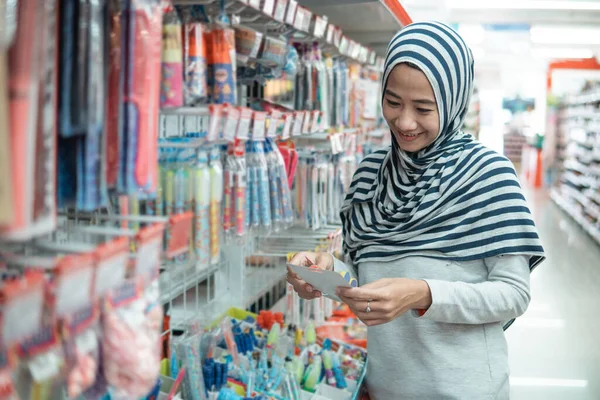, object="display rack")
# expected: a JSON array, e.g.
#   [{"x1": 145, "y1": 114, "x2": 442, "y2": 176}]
[
  {"x1": 551, "y1": 84, "x2": 600, "y2": 246},
  {"x1": 0, "y1": 0, "x2": 409, "y2": 397}
]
